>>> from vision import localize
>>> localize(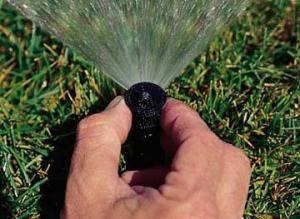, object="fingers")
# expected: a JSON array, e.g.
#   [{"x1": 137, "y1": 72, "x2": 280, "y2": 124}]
[
  {"x1": 122, "y1": 166, "x2": 170, "y2": 188},
  {"x1": 71, "y1": 96, "x2": 132, "y2": 177},
  {"x1": 161, "y1": 99, "x2": 211, "y2": 155},
  {"x1": 216, "y1": 145, "x2": 251, "y2": 218},
  {"x1": 161, "y1": 99, "x2": 223, "y2": 172},
  {"x1": 160, "y1": 99, "x2": 251, "y2": 217}
]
